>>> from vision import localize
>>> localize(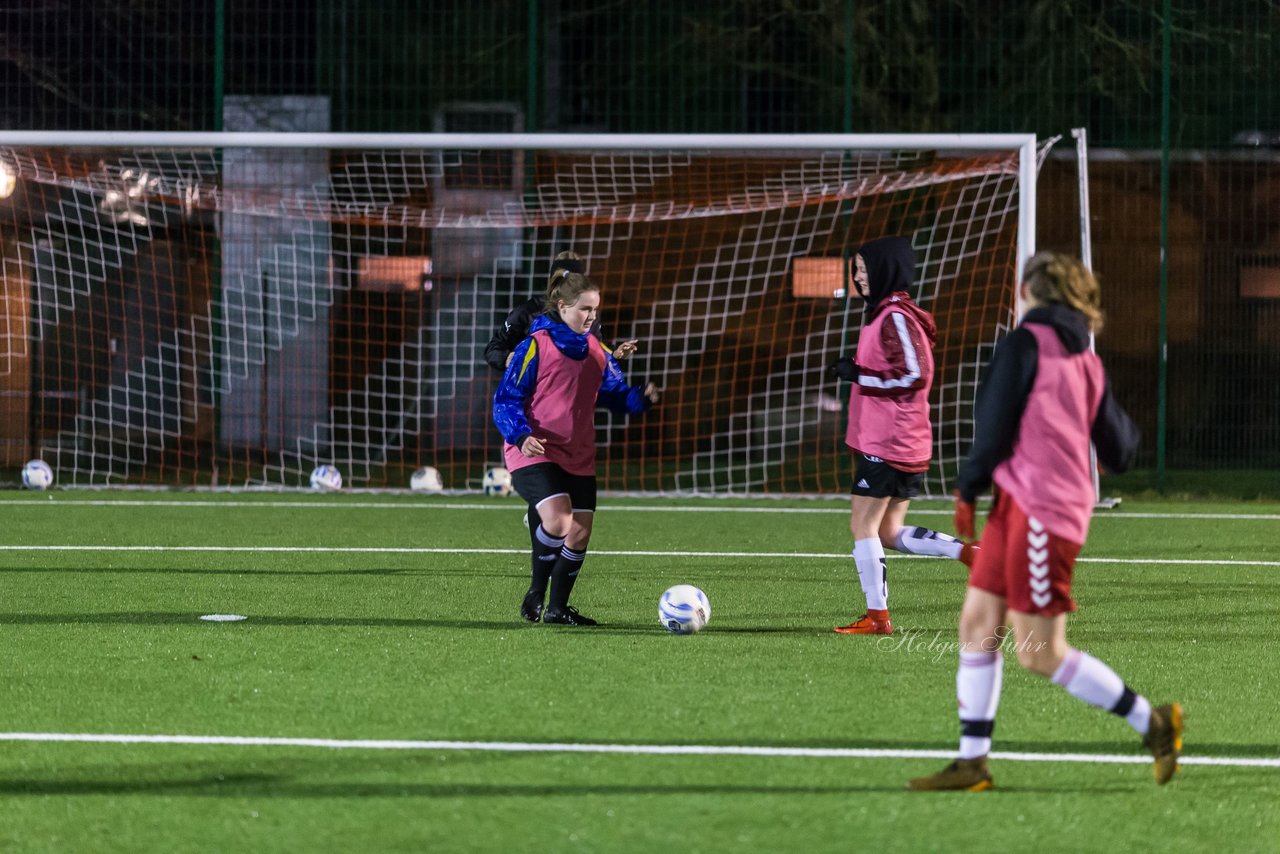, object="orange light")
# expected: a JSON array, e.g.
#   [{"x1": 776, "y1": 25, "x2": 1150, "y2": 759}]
[
  {"x1": 357, "y1": 256, "x2": 433, "y2": 292},
  {"x1": 791, "y1": 257, "x2": 845, "y2": 298}
]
